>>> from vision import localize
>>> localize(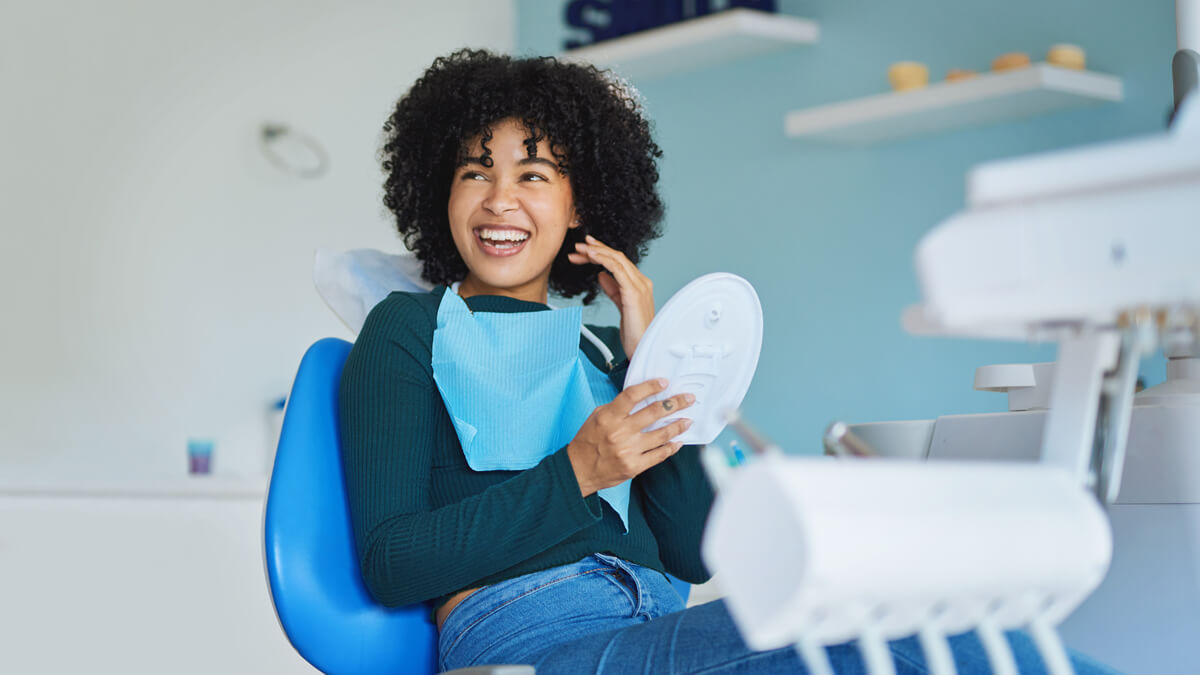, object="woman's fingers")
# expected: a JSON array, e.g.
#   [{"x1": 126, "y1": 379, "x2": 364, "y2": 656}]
[
  {"x1": 570, "y1": 382, "x2": 691, "y2": 494},
  {"x1": 584, "y1": 235, "x2": 641, "y2": 276},
  {"x1": 577, "y1": 240, "x2": 646, "y2": 296},
  {"x1": 648, "y1": 417, "x2": 693, "y2": 448},
  {"x1": 572, "y1": 237, "x2": 652, "y2": 307},
  {"x1": 569, "y1": 246, "x2": 635, "y2": 305},
  {"x1": 597, "y1": 271, "x2": 621, "y2": 305},
  {"x1": 611, "y1": 378, "x2": 669, "y2": 417},
  {"x1": 574, "y1": 238, "x2": 639, "y2": 282},
  {"x1": 628, "y1": 391, "x2": 695, "y2": 430},
  {"x1": 576, "y1": 237, "x2": 656, "y2": 357},
  {"x1": 638, "y1": 442, "x2": 683, "y2": 470}
]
